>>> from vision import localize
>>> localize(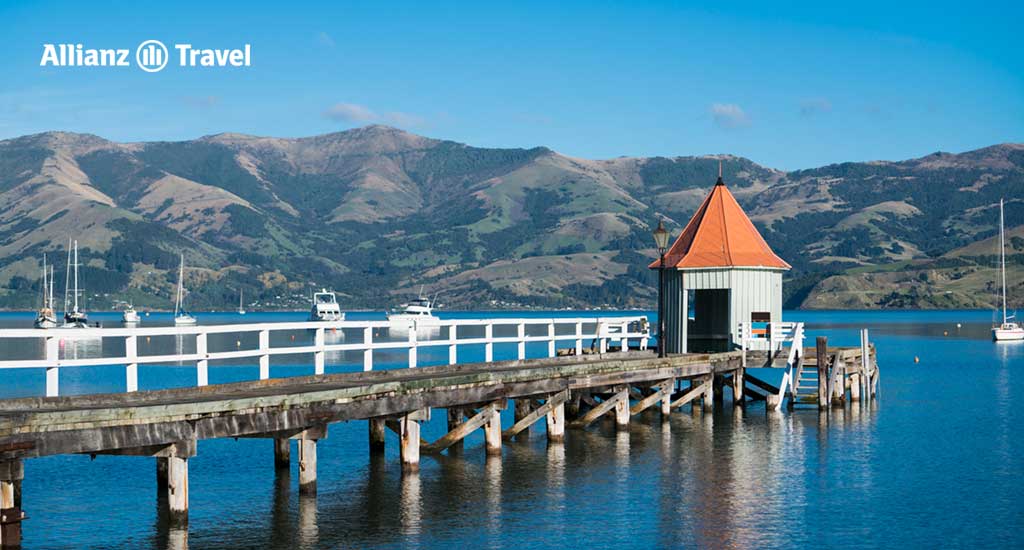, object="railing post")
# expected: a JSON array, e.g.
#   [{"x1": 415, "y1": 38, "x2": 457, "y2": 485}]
[
  {"x1": 575, "y1": 322, "x2": 583, "y2": 355},
  {"x1": 598, "y1": 322, "x2": 607, "y2": 354},
  {"x1": 314, "y1": 327, "x2": 325, "y2": 375},
  {"x1": 408, "y1": 327, "x2": 417, "y2": 368},
  {"x1": 485, "y1": 322, "x2": 493, "y2": 362},
  {"x1": 448, "y1": 324, "x2": 457, "y2": 365},
  {"x1": 125, "y1": 334, "x2": 138, "y2": 392},
  {"x1": 620, "y1": 321, "x2": 628, "y2": 352},
  {"x1": 517, "y1": 323, "x2": 526, "y2": 360},
  {"x1": 363, "y1": 327, "x2": 373, "y2": 371},
  {"x1": 741, "y1": 322, "x2": 747, "y2": 368},
  {"x1": 45, "y1": 335, "x2": 59, "y2": 397},
  {"x1": 861, "y1": 328, "x2": 870, "y2": 403},
  {"x1": 259, "y1": 329, "x2": 270, "y2": 380},
  {"x1": 816, "y1": 336, "x2": 829, "y2": 410},
  {"x1": 196, "y1": 332, "x2": 208, "y2": 387},
  {"x1": 547, "y1": 321, "x2": 556, "y2": 357}
]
